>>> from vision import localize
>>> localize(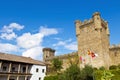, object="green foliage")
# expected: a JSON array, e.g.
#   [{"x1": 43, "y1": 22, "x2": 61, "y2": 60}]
[
  {"x1": 81, "y1": 65, "x2": 94, "y2": 80},
  {"x1": 44, "y1": 75, "x2": 58, "y2": 80},
  {"x1": 111, "y1": 69, "x2": 120, "y2": 80},
  {"x1": 101, "y1": 70, "x2": 114, "y2": 80},
  {"x1": 59, "y1": 64, "x2": 94, "y2": 80},
  {"x1": 93, "y1": 67, "x2": 98, "y2": 70},
  {"x1": 94, "y1": 70, "x2": 120, "y2": 80},
  {"x1": 59, "y1": 64, "x2": 81, "y2": 80},
  {"x1": 52, "y1": 58, "x2": 63, "y2": 72},
  {"x1": 117, "y1": 64, "x2": 120, "y2": 69},
  {"x1": 99, "y1": 66, "x2": 105, "y2": 70},
  {"x1": 109, "y1": 65, "x2": 117, "y2": 70}
]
